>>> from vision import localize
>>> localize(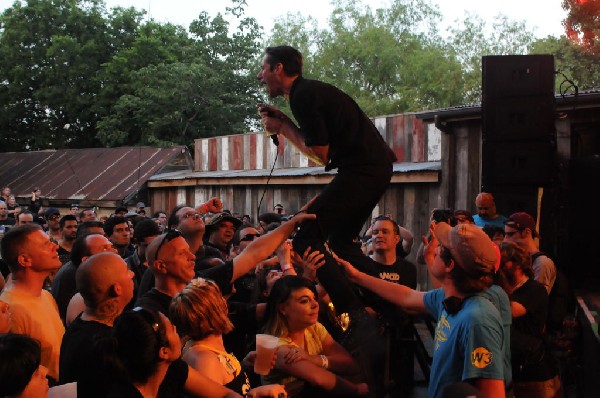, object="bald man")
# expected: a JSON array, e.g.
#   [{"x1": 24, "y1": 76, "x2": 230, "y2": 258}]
[
  {"x1": 473, "y1": 192, "x2": 508, "y2": 229},
  {"x1": 59, "y1": 252, "x2": 134, "y2": 386}
]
